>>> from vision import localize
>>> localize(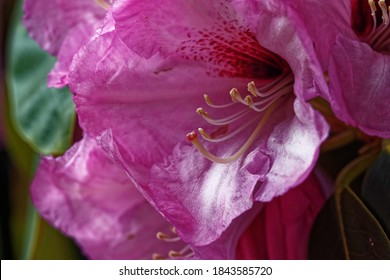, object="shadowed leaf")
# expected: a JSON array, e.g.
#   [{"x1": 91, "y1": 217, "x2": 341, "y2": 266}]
[
  {"x1": 362, "y1": 151, "x2": 390, "y2": 237},
  {"x1": 309, "y1": 187, "x2": 390, "y2": 259}
]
